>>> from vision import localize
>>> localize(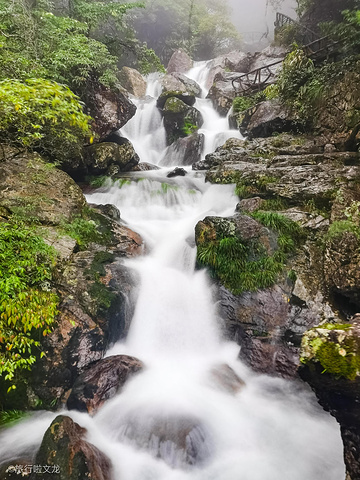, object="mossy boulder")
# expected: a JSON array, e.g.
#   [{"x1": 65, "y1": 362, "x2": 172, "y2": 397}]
[
  {"x1": 84, "y1": 141, "x2": 139, "y2": 177},
  {"x1": 31, "y1": 415, "x2": 112, "y2": 480},
  {"x1": 157, "y1": 90, "x2": 196, "y2": 109},
  {"x1": 161, "y1": 97, "x2": 203, "y2": 145},
  {"x1": 0, "y1": 149, "x2": 86, "y2": 225},
  {"x1": 300, "y1": 322, "x2": 360, "y2": 380},
  {"x1": 299, "y1": 315, "x2": 360, "y2": 480}
]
